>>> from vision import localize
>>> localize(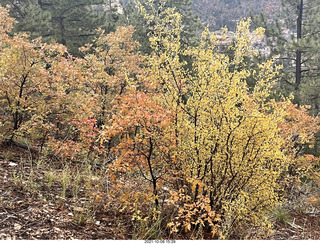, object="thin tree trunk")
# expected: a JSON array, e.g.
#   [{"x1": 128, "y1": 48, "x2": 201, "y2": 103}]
[{"x1": 295, "y1": 0, "x2": 303, "y2": 90}]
